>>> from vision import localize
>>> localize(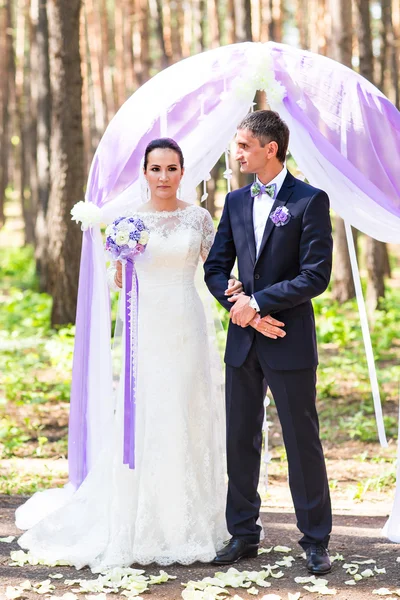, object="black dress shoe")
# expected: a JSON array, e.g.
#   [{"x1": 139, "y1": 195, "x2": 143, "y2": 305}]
[
  {"x1": 306, "y1": 544, "x2": 331, "y2": 574},
  {"x1": 211, "y1": 537, "x2": 259, "y2": 565}
]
